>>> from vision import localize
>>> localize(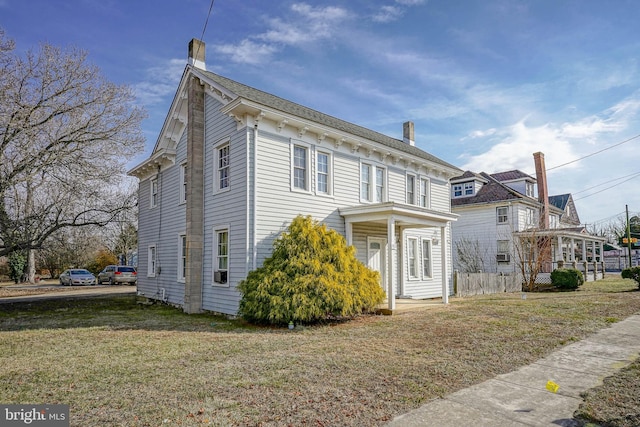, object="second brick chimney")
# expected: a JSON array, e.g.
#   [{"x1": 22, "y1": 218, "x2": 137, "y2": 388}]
[{"x1": 533, "y1": 152, "x2": 550, "y2": 229}]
